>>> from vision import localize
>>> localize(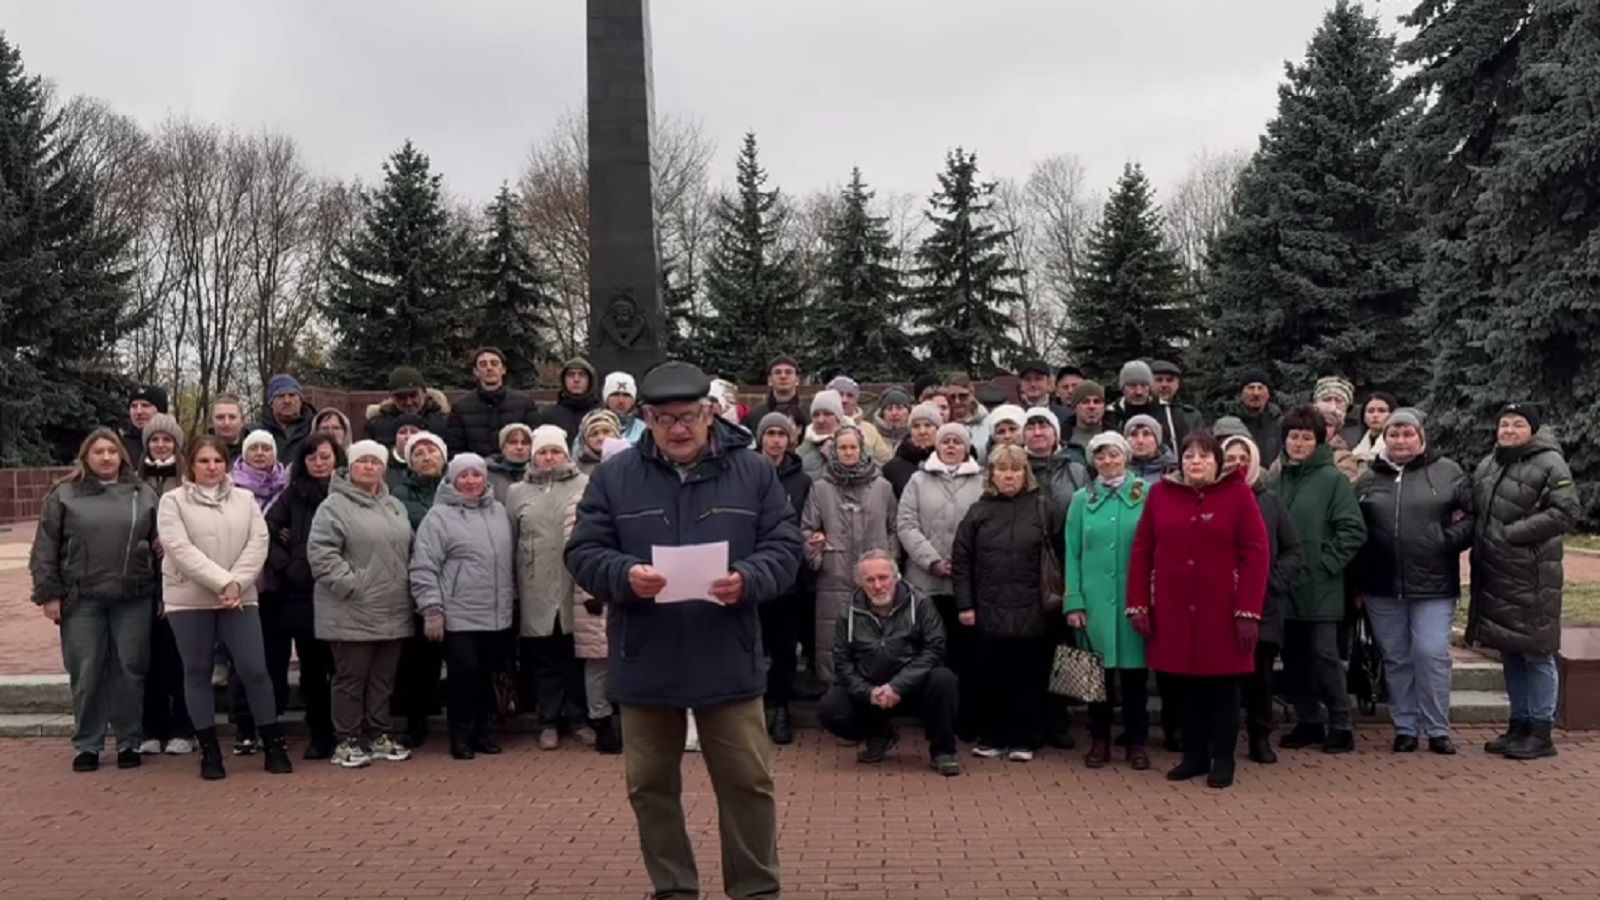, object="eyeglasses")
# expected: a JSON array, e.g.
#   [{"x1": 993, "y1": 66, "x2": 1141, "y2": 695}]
[{"x1": 646, "y1": 408, "x2": 705, "y2": 429}]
